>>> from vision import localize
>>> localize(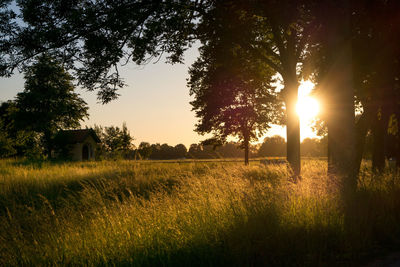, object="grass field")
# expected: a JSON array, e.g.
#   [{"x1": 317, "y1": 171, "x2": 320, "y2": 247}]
[{"x1": 0, "y1": 159, "x2": 400, "y2": 266}]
